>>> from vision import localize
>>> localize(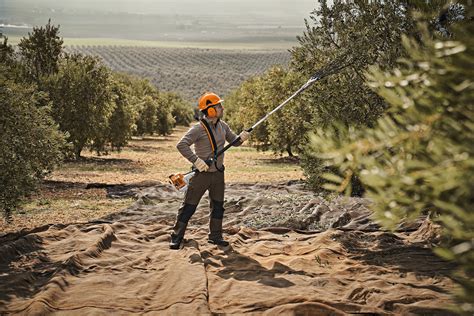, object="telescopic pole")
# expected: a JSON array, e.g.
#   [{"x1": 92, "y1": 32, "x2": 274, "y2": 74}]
[
  {"x1": 170, "y1": 57, "x2": 352, "y2": 190},
  {"x1": 211, "y1": 59, "x2": 351, "y2": 160}
]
